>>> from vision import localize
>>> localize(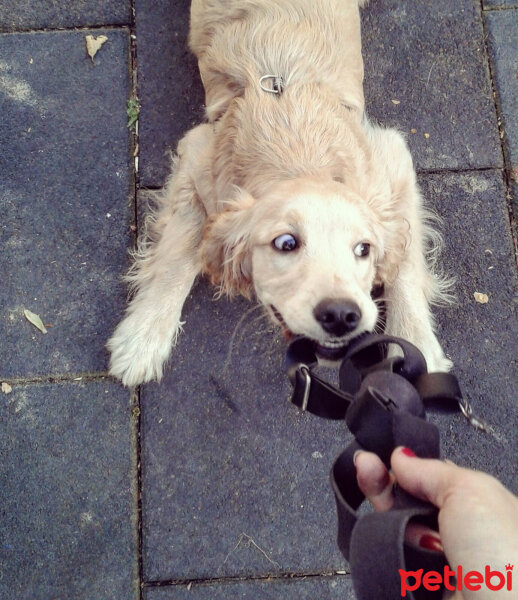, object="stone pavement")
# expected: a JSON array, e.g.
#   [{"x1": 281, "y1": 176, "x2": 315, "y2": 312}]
[{"x1": 0, "y1": 1, "x2": 516, "y2": 599}]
